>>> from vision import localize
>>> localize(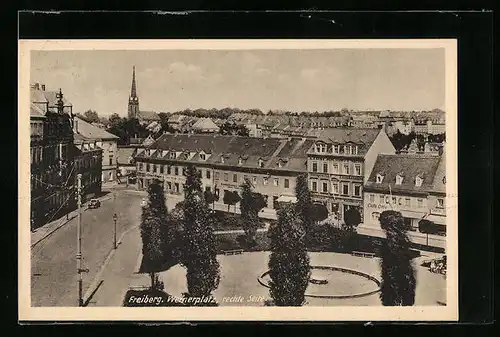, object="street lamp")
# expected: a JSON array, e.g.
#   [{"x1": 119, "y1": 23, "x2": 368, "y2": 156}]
[{"x1": 113, "y1": 213, "x2": 118, "y2": 249}]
